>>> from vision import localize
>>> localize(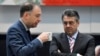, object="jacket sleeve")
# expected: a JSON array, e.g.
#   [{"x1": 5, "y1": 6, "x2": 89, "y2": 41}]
[
  {"x1": 50, "y1": 35, "x2": 71, "y2": 56},
  {"x1": 84, "y1": 36, "x2": 95, "y2": 56},
  {"x1": 6, "y1": 28, "x2": 42, "y2": 56}
]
